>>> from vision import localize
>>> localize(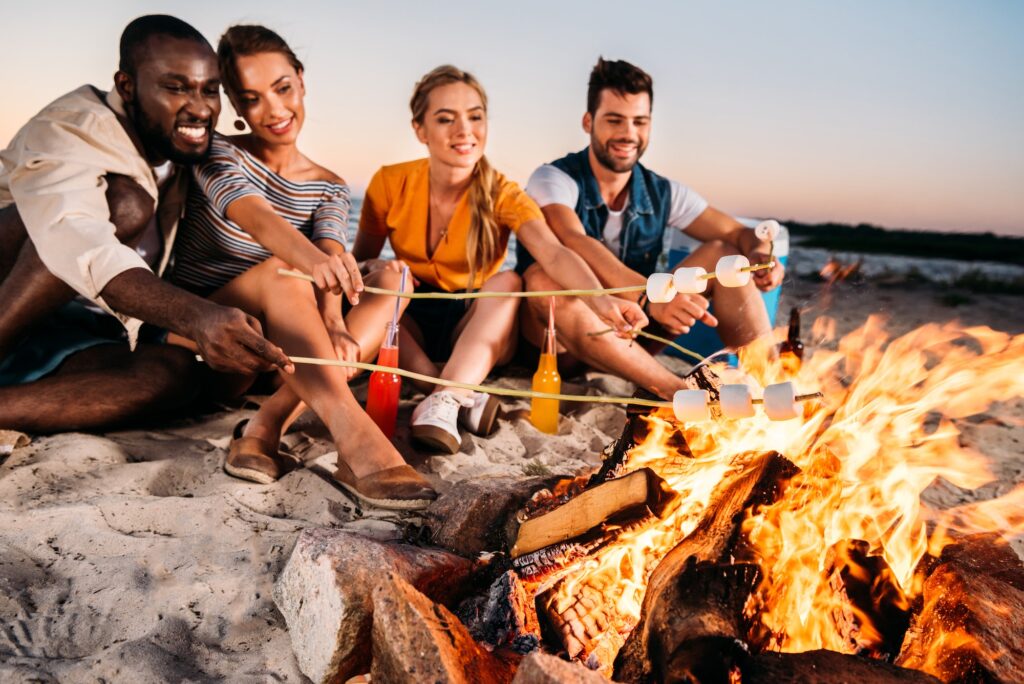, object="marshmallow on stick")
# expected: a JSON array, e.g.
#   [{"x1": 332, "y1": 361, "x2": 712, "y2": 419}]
[
  {"x1": 719, "y1": 384, "x2": 756, "y2": 418},
  {"x1": 646, "y1": 273, "x2": 676, "y2": 303},
  {"x1": 763, "y1": 381, "x2": 803, "y2": 421},
  {"x1": 673, "y1": 389, "x2": 711, "y2": 422},
  {"x1": 715, "y1": 255, "x2": 752, "y2": 287},
  {"x1": 673, "y1": 267, "x2": 709, "y2": 294},
  {"x1": 755, "y1": 219, "x2": 781, "y2": 241}
]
